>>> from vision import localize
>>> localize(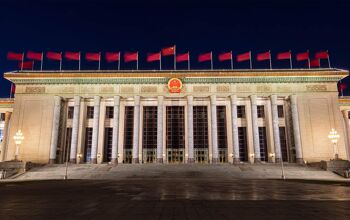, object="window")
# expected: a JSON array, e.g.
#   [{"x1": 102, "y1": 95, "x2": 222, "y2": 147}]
[
  {"x1": 87, "y1": 106, "x2": 94, "y2": 119},
  {"x1": 84, "y1": 128, "x2": 93, "y2": 162},
  {"x1": 105, "y1": 106, "x2": 114, "y2": 119},
  {"x1": 67, "y1": 107, "x2": 74, "y2": 119},
  {"x1": 279, "y1": 127, "x2": 288, "y2": 162},
  {"x1": 63, "y1": 128, "x2": 72, "y2": 162},
  {"x1": 217, "y1": 106, "x2": 228, "y2": 163},
  {"x1": 238, "y1": 127, "x2": 248, "y2": 161},
  {"x1": 237, "y1": 105, "x2": 246, "y2": 118},
  {"x1": 123, "y1": 106, "x2": 134, "y2": 164},
  {"x1": 258, "y1": 127, "x2": 268, "y2": 161},
  {"x1": 257, "y1": 105, "x2": 265, "y2": 118},
  {"x1": 142, "y1": 106, "x2": 157, "y2": 149},
  {"x1": 277, "y1": 105, "x2": 284, "y2": 118},
  {"x1": 166, "y1": 106, "x2": 185, "y2": 149},
  {"x1": 103, "y1": 128, "x2": 113, "y2": 162},
  {"x1": 193, "y1": 106, "x2": 208, "y2": 149},
  {"x1": 0, "y1": 113, "x2": 5, "y2": 121},
  {"x1": 348, "y1": 111, "x2": 350, "y2": 119}
]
